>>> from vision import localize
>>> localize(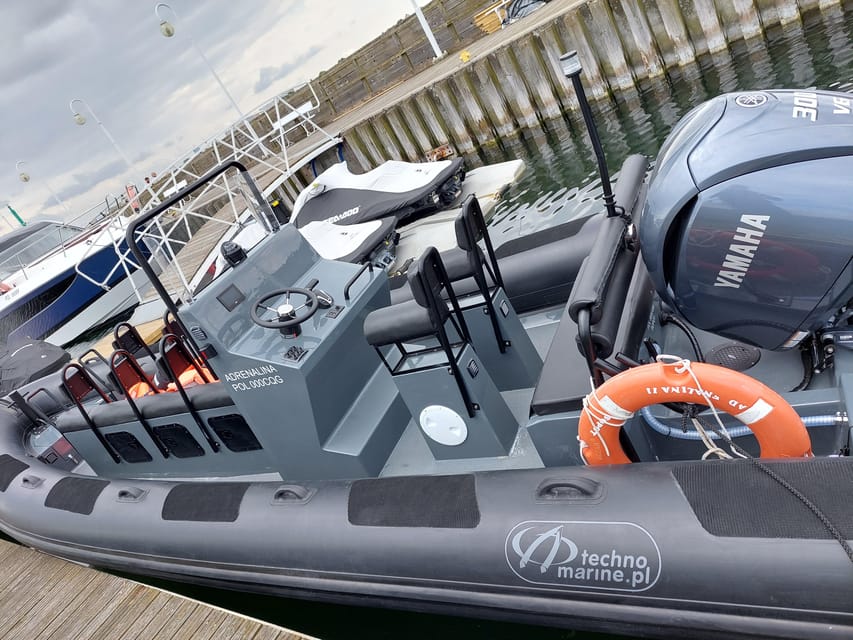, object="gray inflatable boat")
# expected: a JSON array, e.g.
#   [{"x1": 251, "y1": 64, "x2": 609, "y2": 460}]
[{"x1": 0, "y1": 82, "x2": 851, "y2": 639}]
